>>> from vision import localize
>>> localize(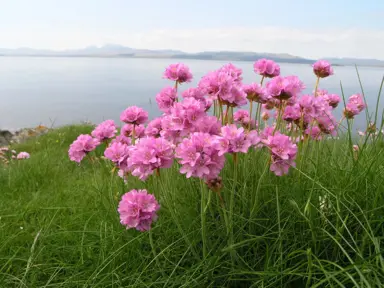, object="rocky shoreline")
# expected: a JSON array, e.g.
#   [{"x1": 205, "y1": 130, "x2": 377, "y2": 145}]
[{"x1": 0, "y1": 125, "x2": 50, "y2": 147}]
